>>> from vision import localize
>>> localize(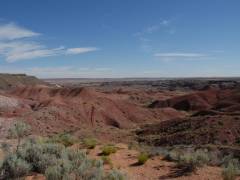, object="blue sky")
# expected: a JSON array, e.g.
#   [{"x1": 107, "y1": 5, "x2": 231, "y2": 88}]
[{"x1": 0, "y1": 0, "x2": 239, "y2": 78}]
